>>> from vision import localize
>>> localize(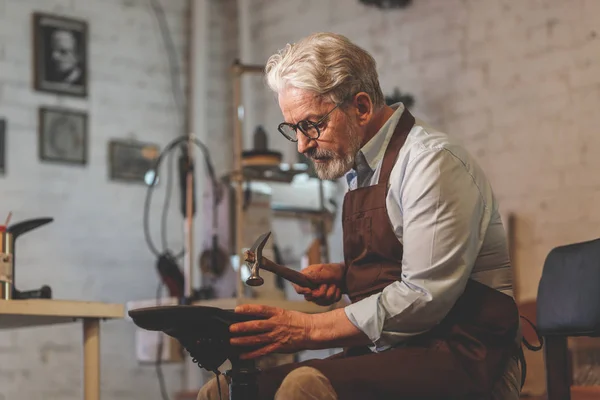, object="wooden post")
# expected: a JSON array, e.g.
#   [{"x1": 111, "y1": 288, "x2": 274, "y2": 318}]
[
  {"x1": 83, "y1": 318, "x2": 100, "y2": 400},
  {"x1": 230, "y1": 61, "x2": 264, "y2": 300}
]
